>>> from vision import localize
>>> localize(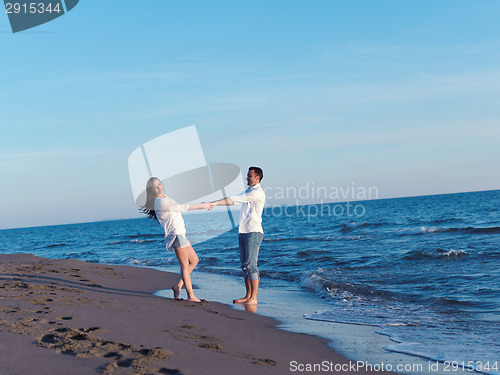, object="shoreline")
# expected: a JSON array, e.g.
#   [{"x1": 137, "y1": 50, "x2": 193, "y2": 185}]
[
  {"x1": 0, "y1": 253, "x2": 395, "y2": 375},
  {"x1": 155, "y1": 266, "x2": 474, "y2": 375}
]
